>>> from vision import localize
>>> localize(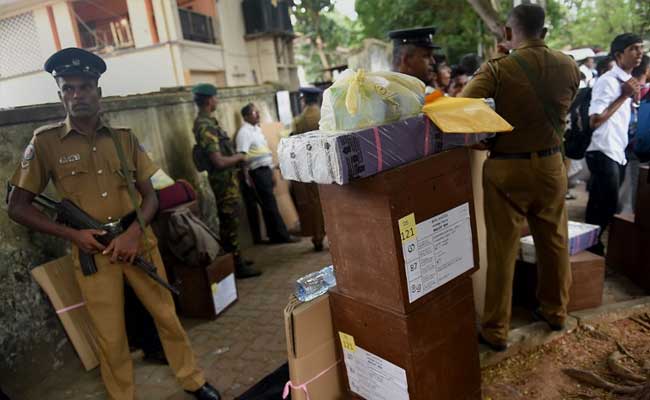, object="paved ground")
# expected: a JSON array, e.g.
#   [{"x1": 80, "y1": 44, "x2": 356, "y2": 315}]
[
  {"x1": 16, "y1": 177, "x2": 647, "y2": 400},
  {"x1": 19, "y1": 239, "x2": 332, "y2": 400}
]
